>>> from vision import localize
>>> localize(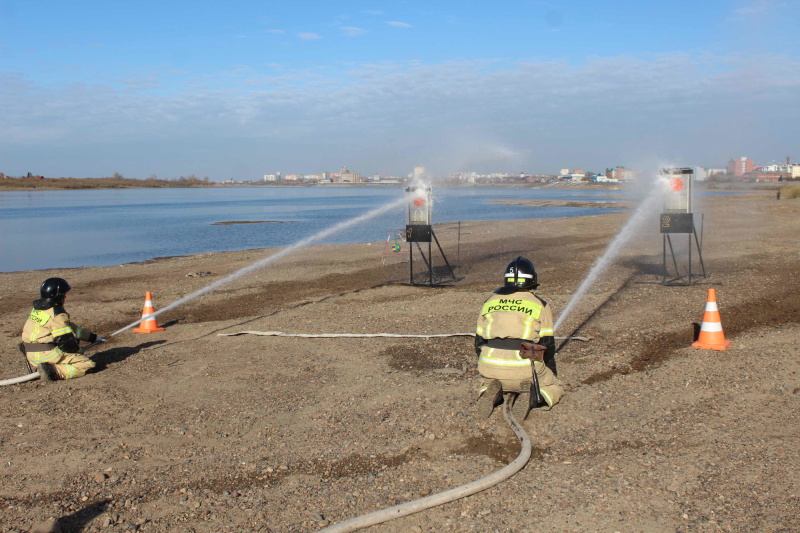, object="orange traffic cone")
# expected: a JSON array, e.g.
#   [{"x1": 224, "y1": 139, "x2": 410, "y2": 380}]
[
  {"x1": 133, "y1": 291, "x2": 165, "y2": 333},
  {"x1": 692, "y1": 288, "x2": 731, "y2": 350}
]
